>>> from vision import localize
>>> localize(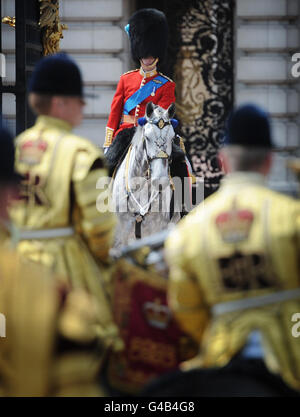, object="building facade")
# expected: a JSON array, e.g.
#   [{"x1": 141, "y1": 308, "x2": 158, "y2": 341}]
[{"x1": 1, "y1": 0, "x2": 299, "y2": 195}]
